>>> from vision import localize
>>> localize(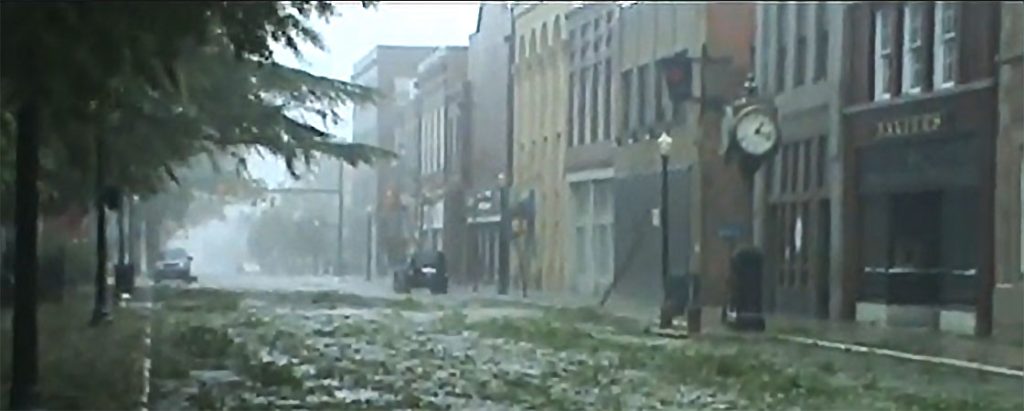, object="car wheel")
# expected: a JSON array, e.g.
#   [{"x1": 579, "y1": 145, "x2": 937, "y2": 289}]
[{"x1": 430, "y1": 276, "x2": 448, "y2": 295}]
